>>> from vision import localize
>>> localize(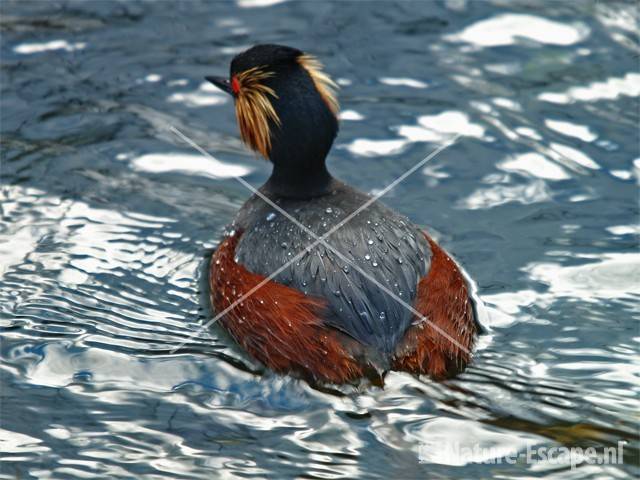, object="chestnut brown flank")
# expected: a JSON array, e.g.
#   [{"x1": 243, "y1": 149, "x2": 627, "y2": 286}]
[
  {"x1": 210, "y1": 232, "x2": 364, "y2": 384},
  {"x1": 211, "y1": 231, "x2": 475, "y2": 383},
  {"x1": 392, "y1": 233, "x2": 477, "y2": 379}
]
